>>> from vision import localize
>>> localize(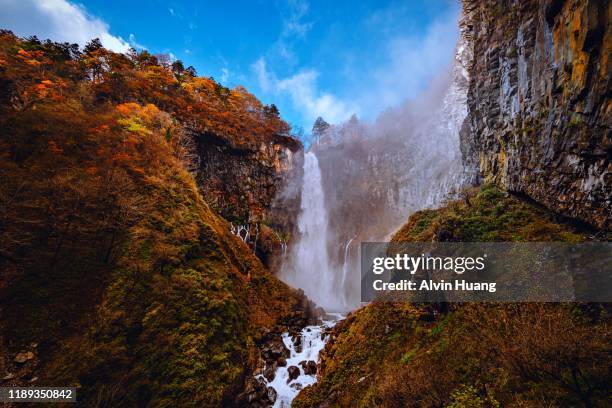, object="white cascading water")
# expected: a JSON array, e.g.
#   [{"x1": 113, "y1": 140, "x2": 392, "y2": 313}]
[
  {"x1": 281, "y1": 151, "x2": 346, "y2": 311},
  {"x1": 259, "y1": 313, "x2": 343, "y2": 408},
  {"x1": 260, "y1": 153, "x2": 345, "y2": 407},
  {"x1": 340, "y1": 235, "x2": 357, "y2": 291}
]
